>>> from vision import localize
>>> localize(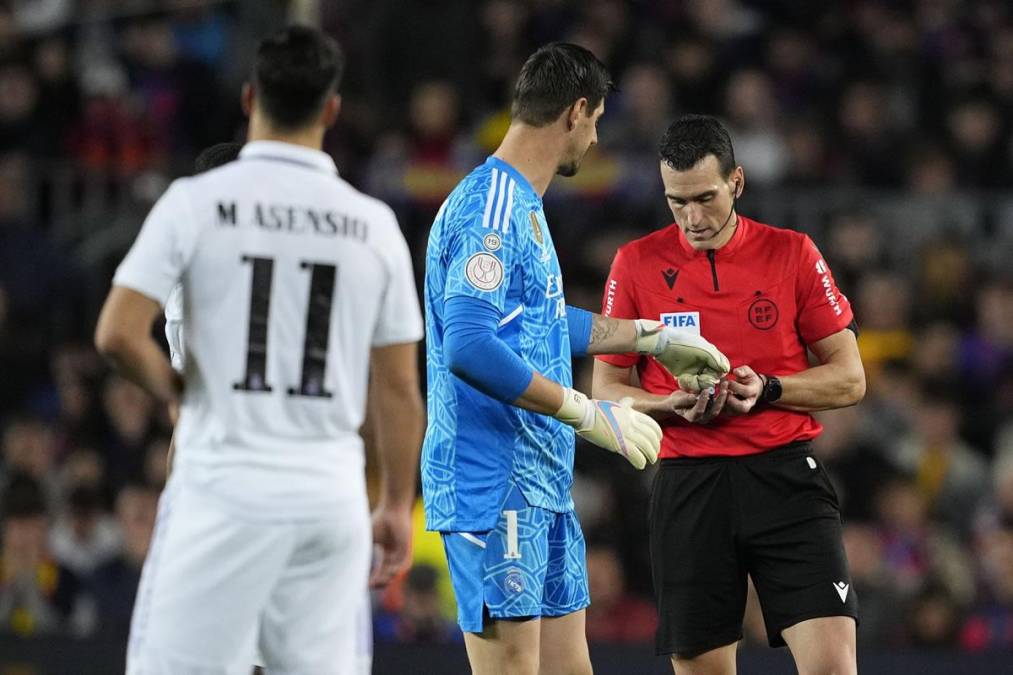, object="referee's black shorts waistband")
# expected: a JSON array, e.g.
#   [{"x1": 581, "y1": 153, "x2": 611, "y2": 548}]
[{"x1": 659, "y1": 439, "x2": 813, "y2": 466}]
